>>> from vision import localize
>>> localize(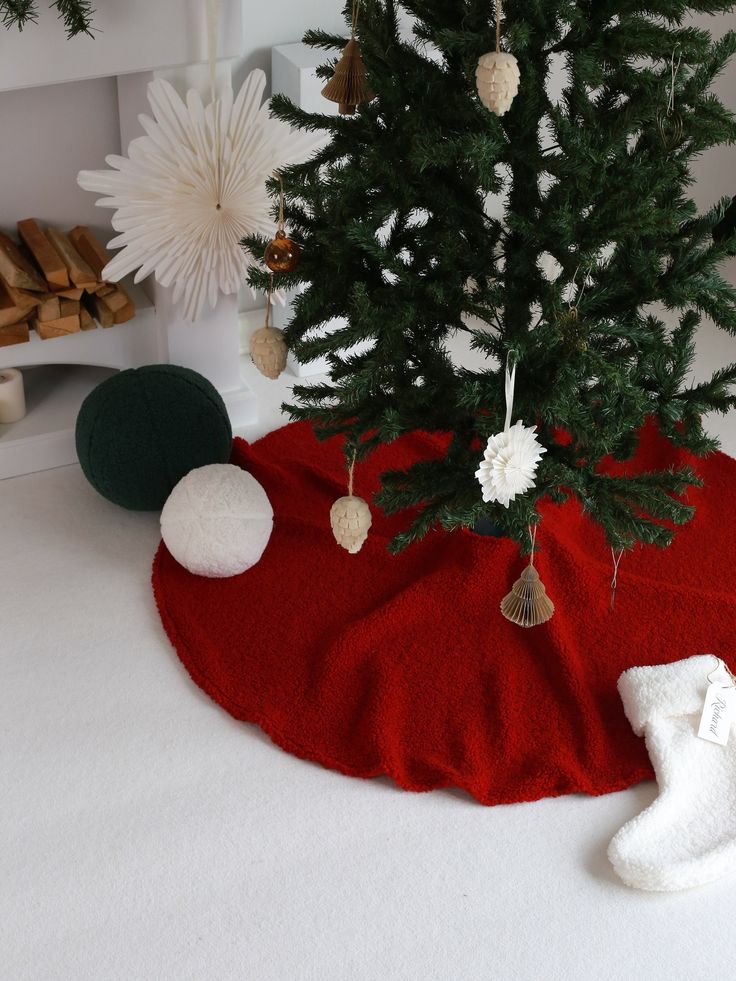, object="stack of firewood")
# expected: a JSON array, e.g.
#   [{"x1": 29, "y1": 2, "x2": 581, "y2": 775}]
[{"x1": 0, "y1": 221, "x2": 135, "y2": 347}]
